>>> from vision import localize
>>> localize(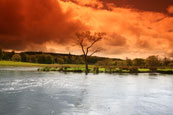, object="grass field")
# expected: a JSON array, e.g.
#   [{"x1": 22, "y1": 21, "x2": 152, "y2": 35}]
[
  {"x1": 0, "y1": 61, "x2": 94, "y2": 68},
  {"x1": 1, "y1": 61, "x2": 173, "y2": 74},
  {"x1": 0, "y1": 61, "x2": 46, "y2": 67}
]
